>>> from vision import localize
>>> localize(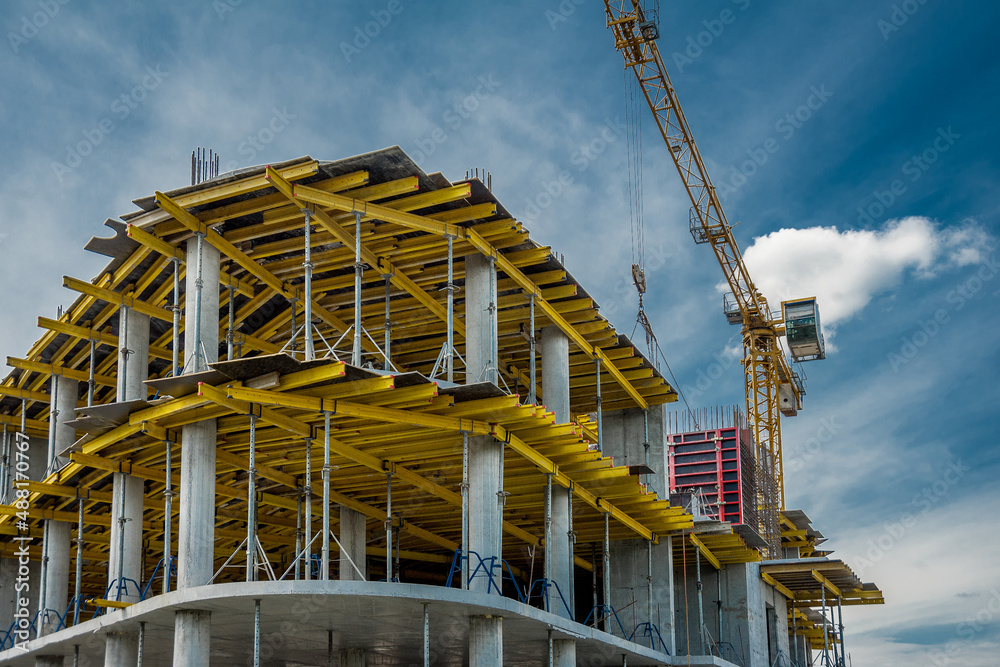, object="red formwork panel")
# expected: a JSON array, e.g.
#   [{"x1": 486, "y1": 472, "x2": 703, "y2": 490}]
[{"x1": 666, "y1": 425, "x2": 757, "y2": 528}]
